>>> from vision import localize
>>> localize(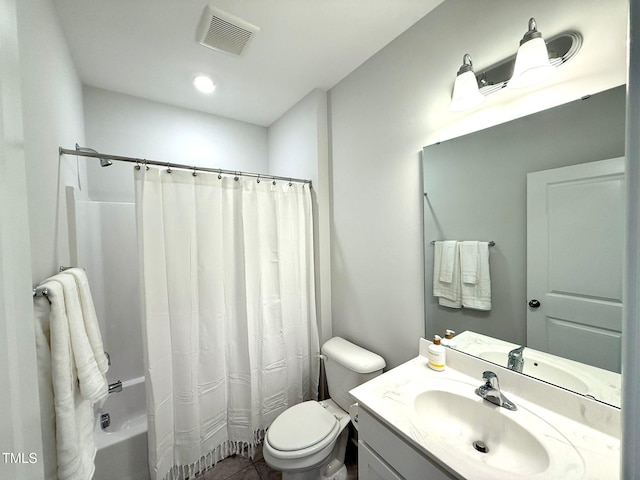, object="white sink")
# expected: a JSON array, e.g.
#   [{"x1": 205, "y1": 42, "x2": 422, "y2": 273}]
[{"x1": 411, "y1": 379, "x2": 585, "y2": 478}]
